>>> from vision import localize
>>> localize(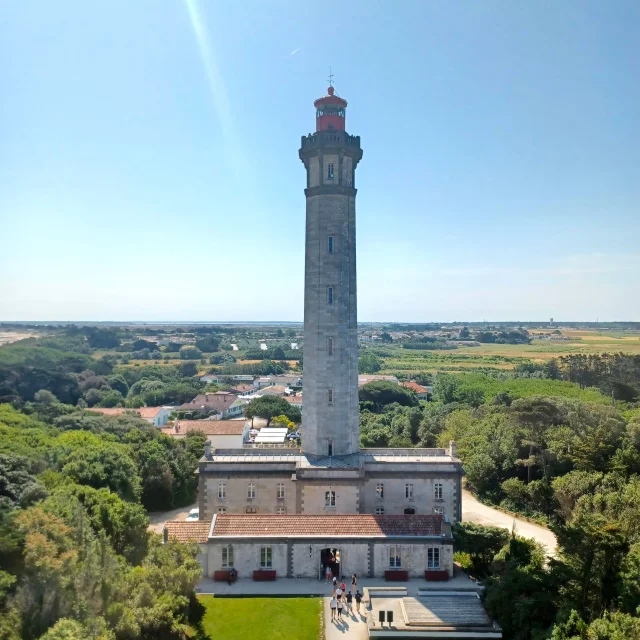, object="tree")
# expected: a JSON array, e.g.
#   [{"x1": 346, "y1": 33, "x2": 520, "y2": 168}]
[
  {"x1": 379, "y1": 332, "x2": 393, "y2": 343},
  {"x1": 359, "y1": 381, "x2": 418, "y2": 412},
  {"x1": 459, "y1": 326, "x2": 470, "y2": 339},
  {"x1": 271, "y1": 346, "x2": 286, "y2": 360},
  {"x1": 179, "y1": 361, "x2": 198, "y2": 377},
  {"x1": 358, "y1": 353, "x2": 382, "y2": 374},
  {"x1": 46, "y1": 486, "x2": 149, "y2": 565},
  {"x1": 58, "y1": 434, "x2": 141, "y2": 502},
  {"x1": 452, "y1": 522, "x2": 510, "y2": 576},
  {"x1": 195, "y1": 336, "x2": 219, "y2": 353},
  {"x1": 179, "y1": 346, "x2": 202, "y2": 360},
  {"x1": 34, "y1": 389, "x2": 58, "y2": 405},
  {"x1": 244, "y1": 396, "x2": 300, "y2": 426},
  {"x1": 276, "y1": 328, "x2": 284, "y2": 337},
  {"x1": 106, "y1": 375, "x2": 128, "y2": 397}
]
